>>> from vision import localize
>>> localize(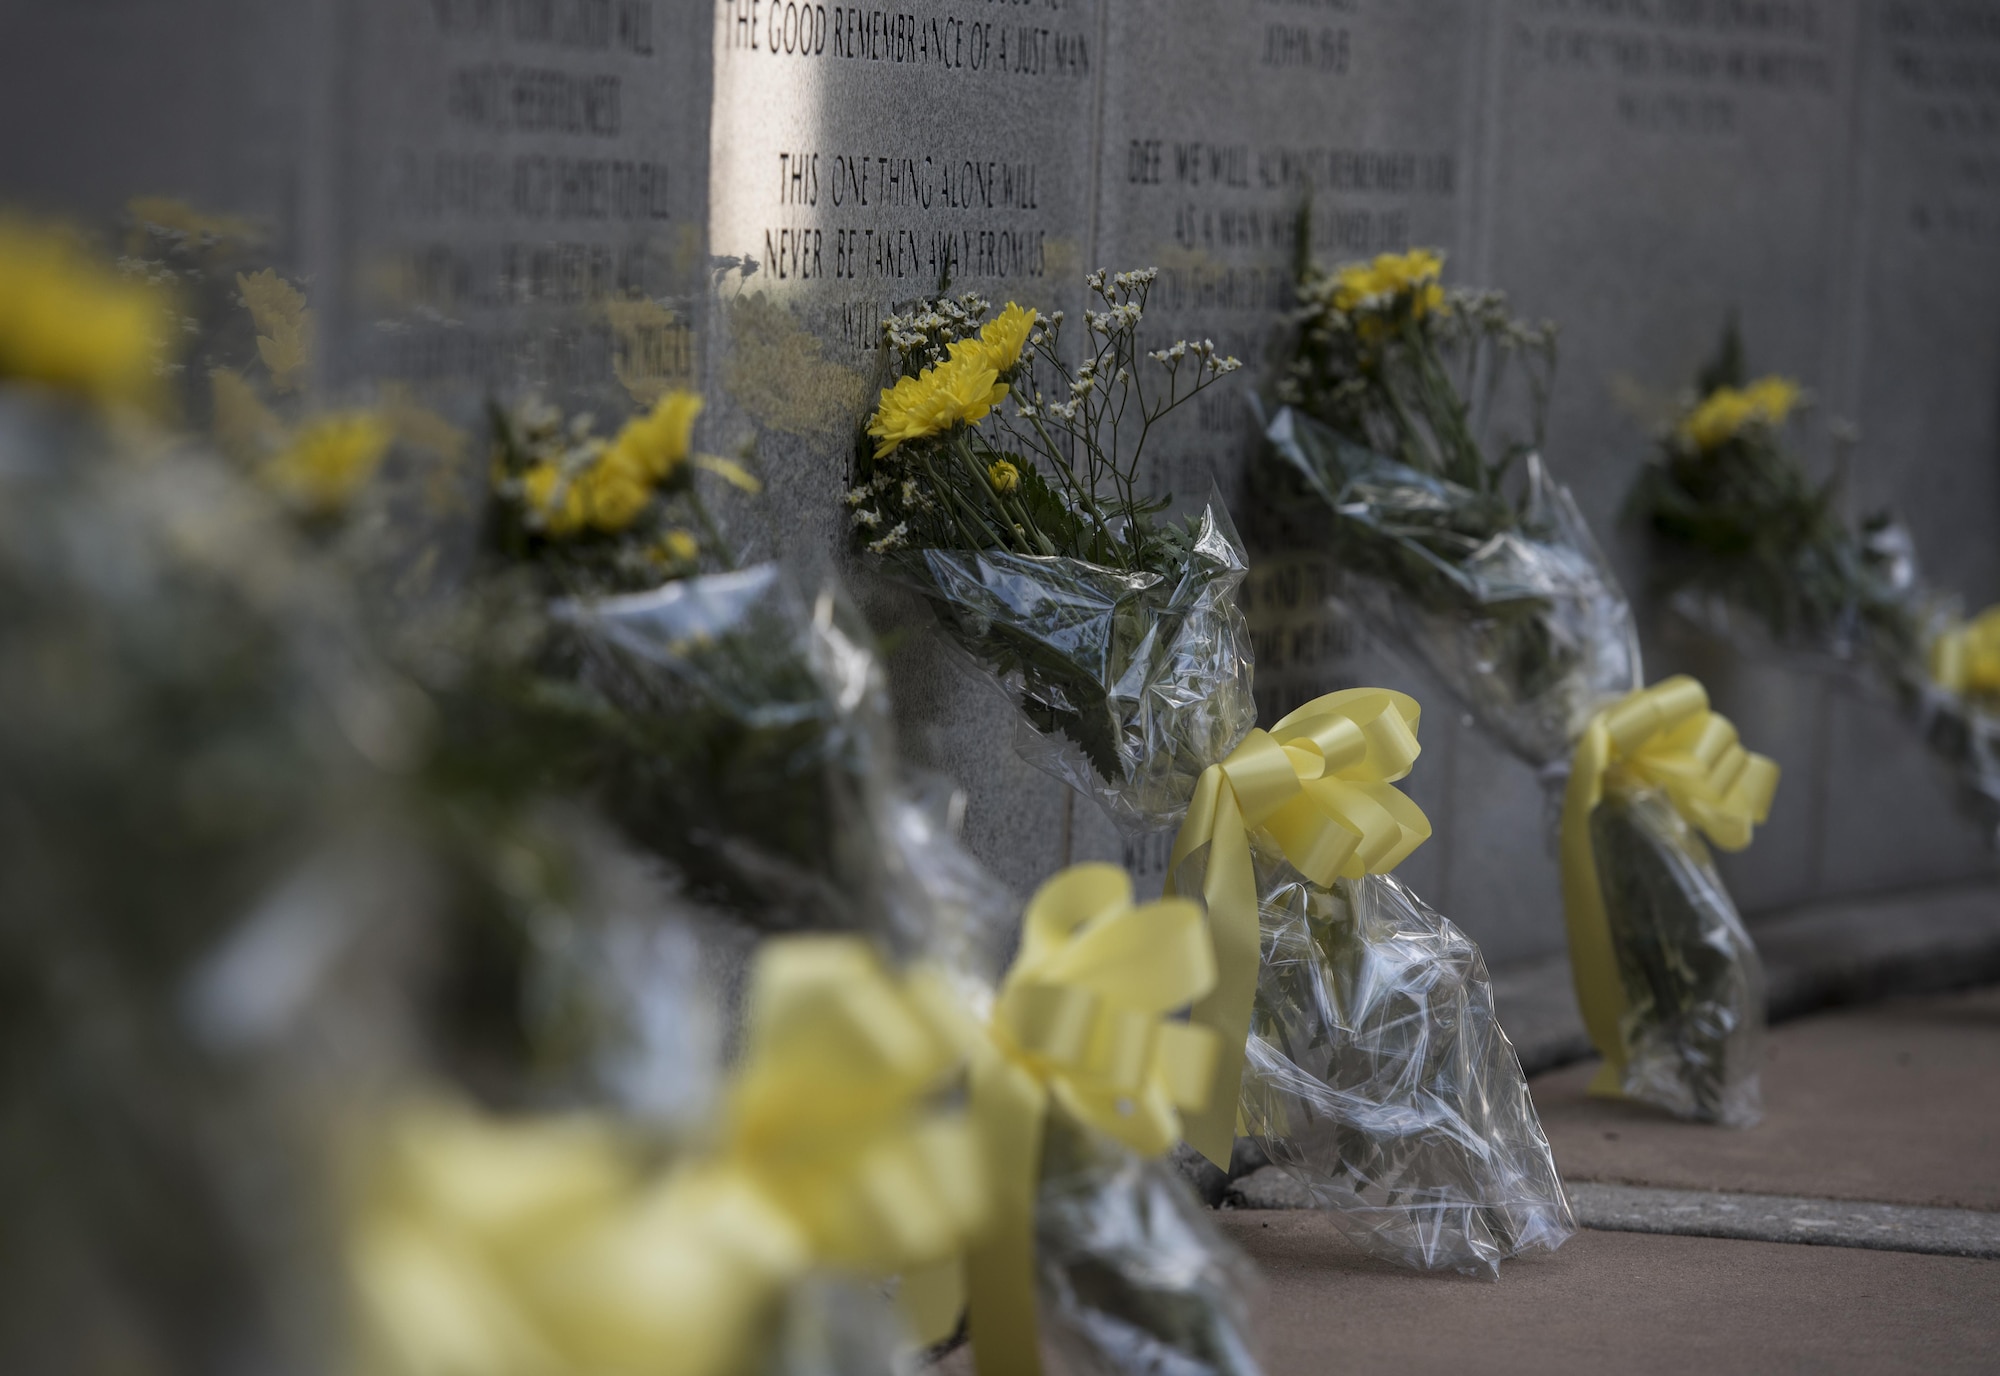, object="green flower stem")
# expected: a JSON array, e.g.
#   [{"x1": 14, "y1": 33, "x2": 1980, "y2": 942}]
[
  {"x1": 955, "y1": 431, "x2": 1043, "y2": 554},
  {"x1": 918, "y1": 448, "x2": 1007, "y2": 552}
]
